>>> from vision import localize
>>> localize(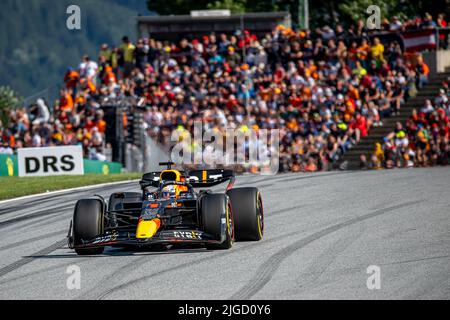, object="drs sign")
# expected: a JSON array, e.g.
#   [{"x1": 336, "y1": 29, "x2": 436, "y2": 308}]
[{"x1": 18, "y1": 146, "x2": 84, "y2": 177}]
